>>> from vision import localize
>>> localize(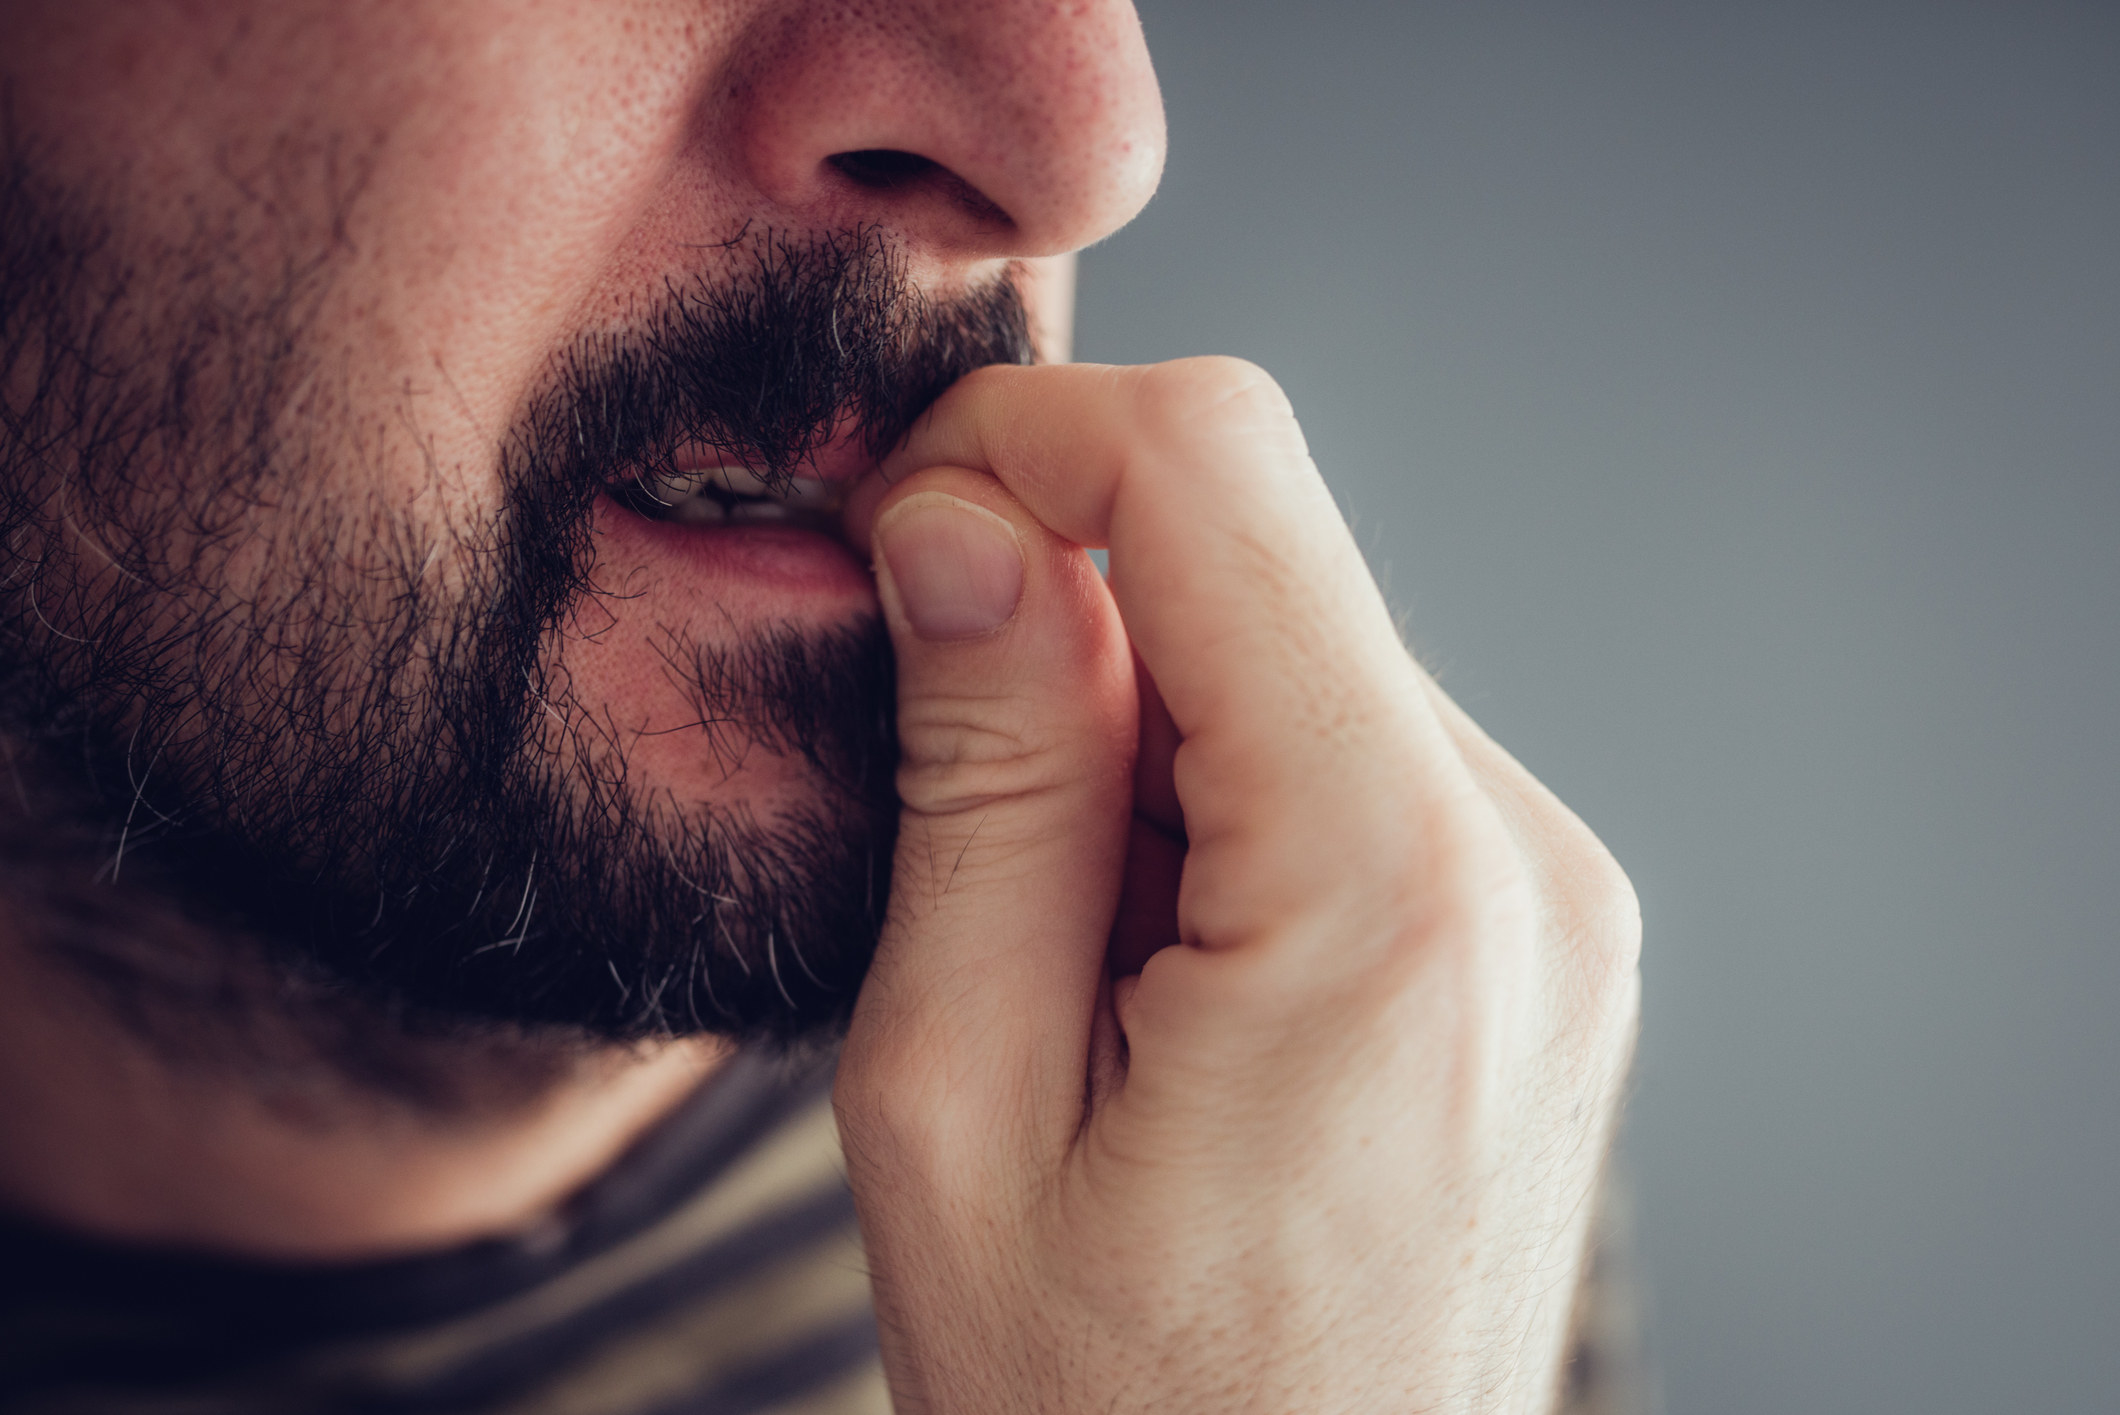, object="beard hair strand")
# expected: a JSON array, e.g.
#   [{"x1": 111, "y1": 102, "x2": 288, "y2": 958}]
[{"x1": 0, "y1": 136, "x2": 1033, "y2": 1099}]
